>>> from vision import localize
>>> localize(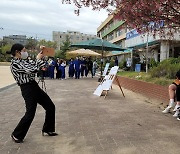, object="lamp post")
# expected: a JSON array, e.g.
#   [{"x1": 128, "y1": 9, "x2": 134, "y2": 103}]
[
  {"x1": 0, "y1": 27, "x2": 4, "y2": 37},
  {"x1": 98, "y1": 35, "x2": 104, "y2": 82},
  {"x1": 146, "y1": 33, "x2": 149, "y2": 73},
  {"x1": 0, "y1": 27, "x2": 4, "y2": 44},
  {"x1": 101, "y1": 38, "x2": 103, "y2": 77}
]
